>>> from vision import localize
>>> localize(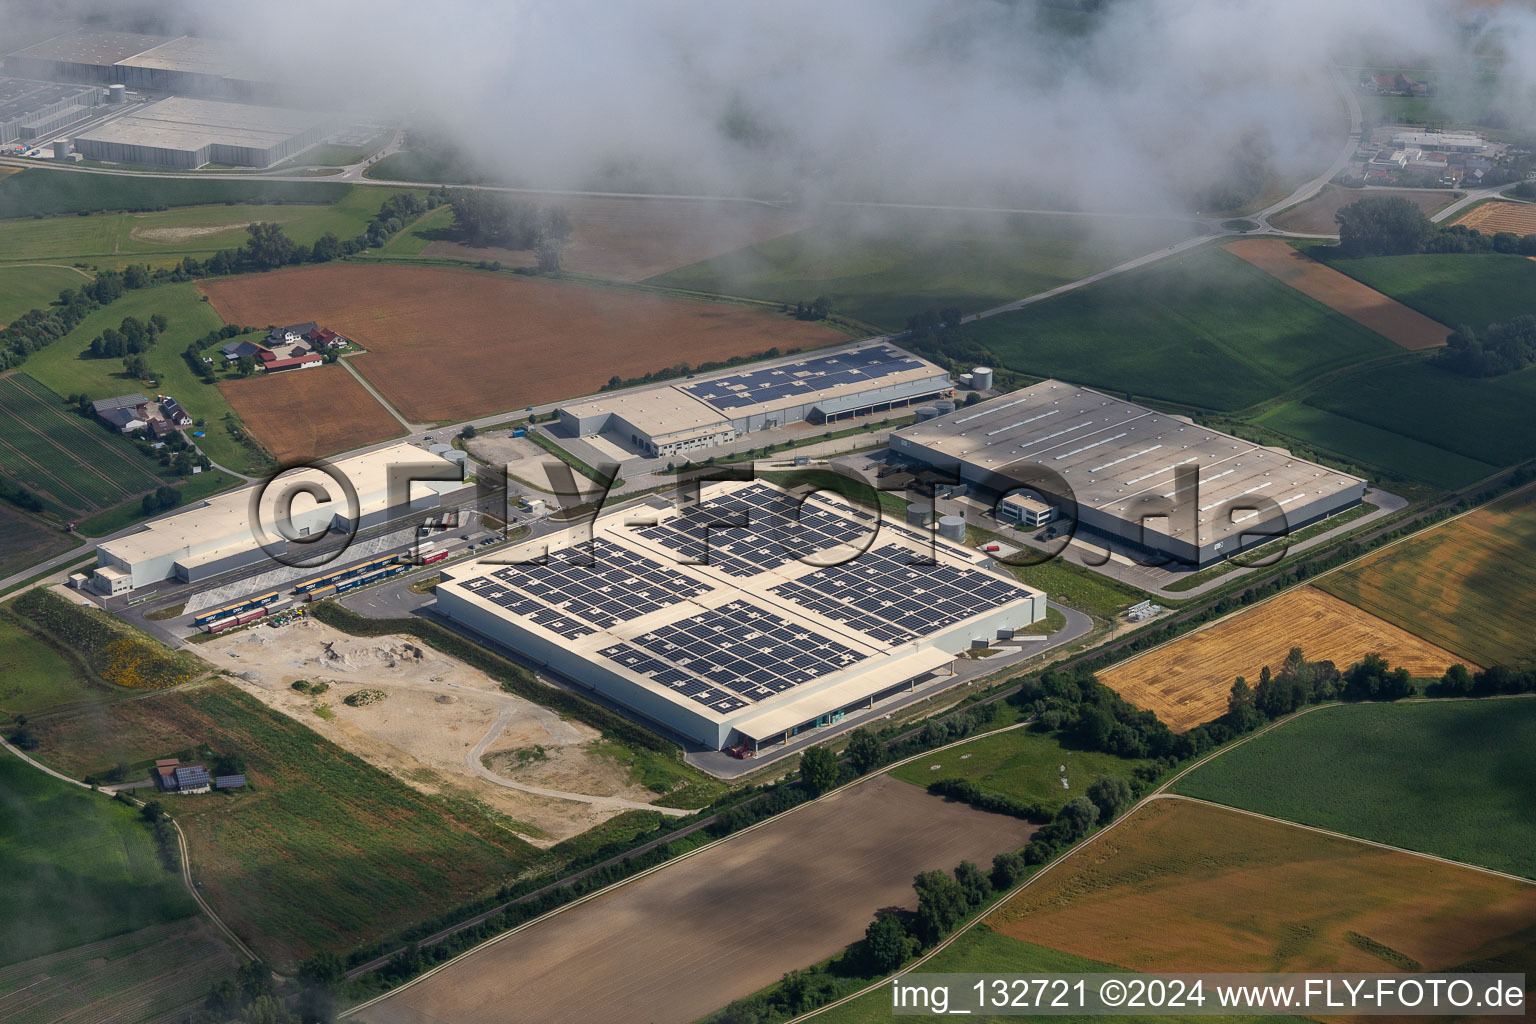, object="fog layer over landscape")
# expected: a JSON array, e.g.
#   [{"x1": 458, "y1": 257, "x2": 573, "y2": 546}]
[{"x1": 4, "y1": 0, "x2": 1534, "y2": 209}]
